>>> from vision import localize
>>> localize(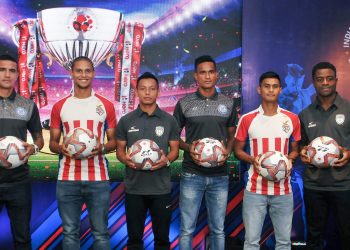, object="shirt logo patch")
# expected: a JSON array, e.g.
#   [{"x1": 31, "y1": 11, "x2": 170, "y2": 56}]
[
  {"x1": 128, "y1": 126, "x2": 139, "y2": 132},
  {"x1": 155, "y1": 126, "x2": 164, "y2": 137},
  {"x1": 282, "y1": 120, "x2": 290, "y2": 133},
  {"x1": 335, "y1": 114, "x2": 345, "y2": 125},
  {"x1": 15, "y1": 107, "x2": 27, "y2": 117},
  {"x1": 308, "y1": 122, "x2": 316, "y2": 128},
  {"x1": 96, "y1": 105, "x2": 105, "y2": 116},
  {"x1": 217, "y1": 104, "x2": 228, "y2": 115}
]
